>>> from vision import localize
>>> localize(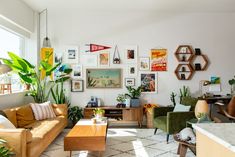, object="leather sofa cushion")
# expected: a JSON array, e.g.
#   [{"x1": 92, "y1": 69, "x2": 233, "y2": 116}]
[
  {"x1": 3, "y1": 109, "x2": 18, "y2": 127},
  {"x1": 16, "y1": 105, "x2": 36, "y2": 128},
  {"x1": 52, "y1": 104, "x2": 67, "y2": 117},
  {"x1": 24, "y1": 117, "x2": 63, "y2": 140}
]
